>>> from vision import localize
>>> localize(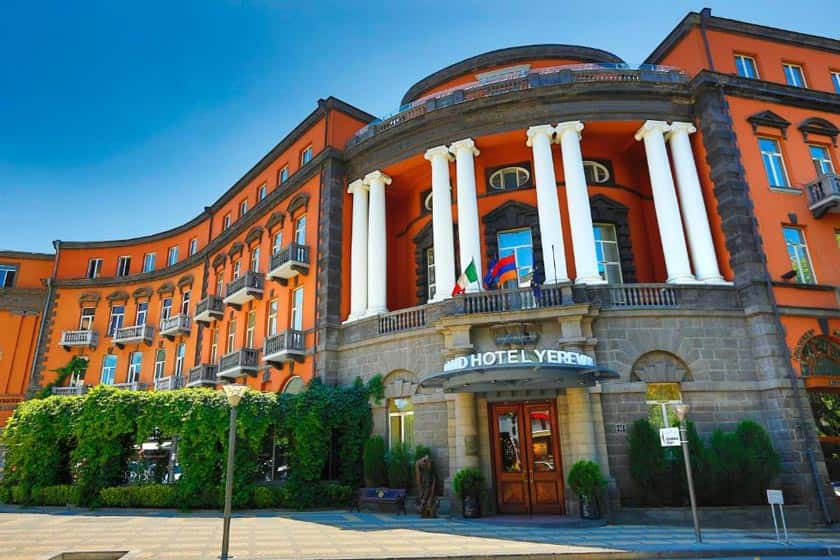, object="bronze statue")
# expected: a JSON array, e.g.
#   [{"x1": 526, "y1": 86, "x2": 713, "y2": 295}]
[{"x1": 415, "y1": 454, "x2": 438, "y2": 518}]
